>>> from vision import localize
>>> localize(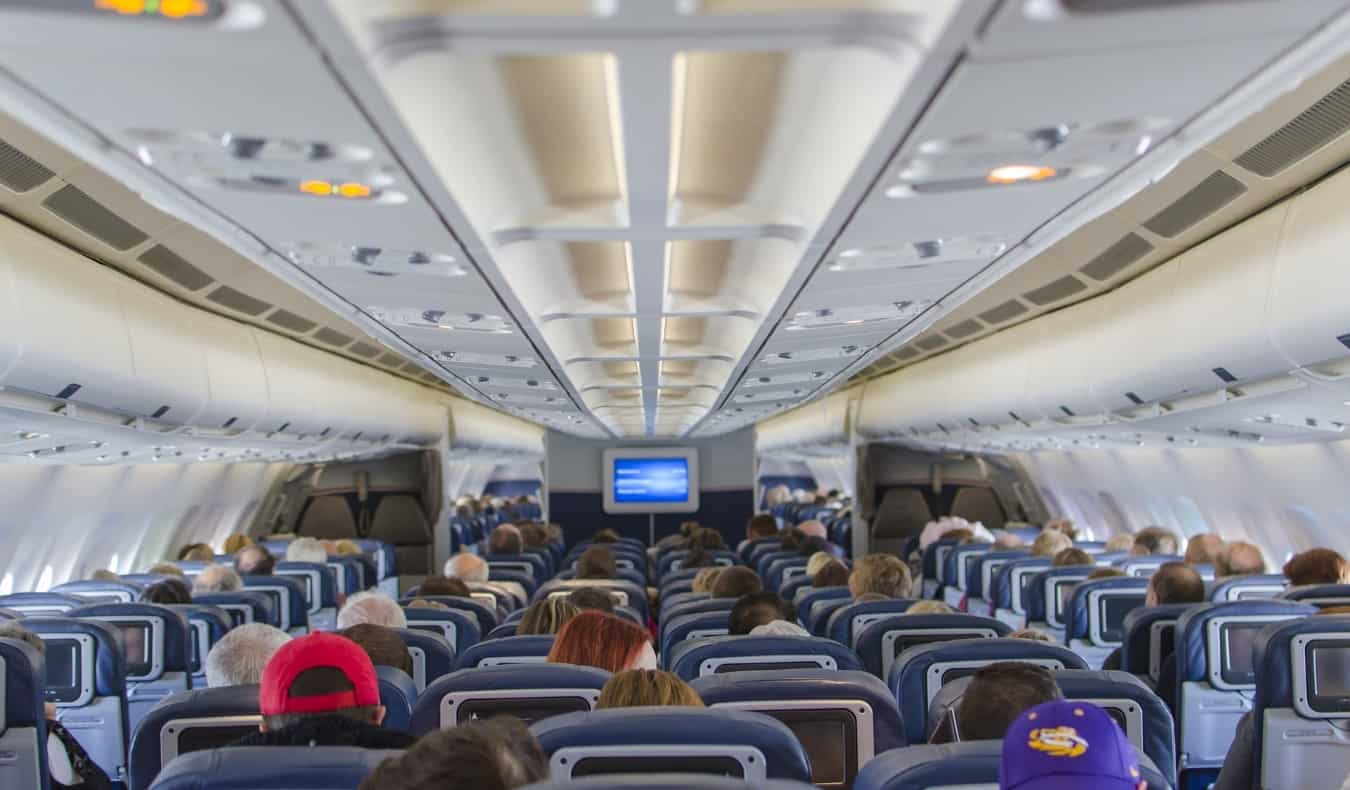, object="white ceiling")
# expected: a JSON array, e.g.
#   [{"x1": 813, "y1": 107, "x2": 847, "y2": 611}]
[{"x1": 0, "y1": 0, "x2": 1345, "y2": 439}]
